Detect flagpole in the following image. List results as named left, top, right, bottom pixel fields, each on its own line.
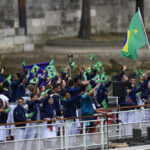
left=138, top=7, right=150, bottom=52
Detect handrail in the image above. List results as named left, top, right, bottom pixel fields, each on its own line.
left=1, top=104, right=150, bottom=126
left=96, top=104, right=150, bottom=111
left=0, top=114, right=106, bottom=126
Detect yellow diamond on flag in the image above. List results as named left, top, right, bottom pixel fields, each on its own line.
left=134, top=29, right=138, bottom=34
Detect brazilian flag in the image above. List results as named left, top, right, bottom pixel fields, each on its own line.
left=89, top=54, right=94, bottom=61
left=45, top=65, right=55, bottom=71
left=50, top=59, right=55, bottom=65
left=102, top=99, right=108, bottom=108
left=83, top=72, right=87, bottom=81
left=100, top=72, right=109, bottom=83
left=121, top=10, right=148, bottom=59
left=41, top=89, right=50, bottom=96
left=22, top=60, right=26, bottom=66
left=6, top=75, right=11, bottom=85
left=93, top=74, right=100, bottom=83
left=29, top=77, right=39, bottom=84
left=26, top=69, right=30, bottom=79
left=48, top=72, right=57, bottom=79
left=30, top=64, right=40, bottom=75
left=71, top=61, right=76, bottom=71
left=87, top=66, right=91, bottom=73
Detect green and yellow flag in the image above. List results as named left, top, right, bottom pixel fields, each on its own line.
left=50, top=59, right=55, bottom=65
left=21, top=60, right=26, bottom=66
left=93, top=74, right=100, bottom=83
left=121, top=10, right=148, bottom=59
left=29, top=77, right=39, bottom=84
left=30, top=65, right=40, bottom=75
left=102, top=99, right=108, bottom=108
left=6, top=75, right=11, bottom=85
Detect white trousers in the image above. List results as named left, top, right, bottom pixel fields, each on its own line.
left=7, top=104, right=16, bottom=136
left=120, top=111, right=135, bottom=136
left=0, top=125, right=6, bottom=141
left=40, top=122, right=57, bottom=139
left=15, top=128, right=26, bottom=150
left=142, top=109, right=150, bottom=121
left=66, top=121, right=78, bottom=135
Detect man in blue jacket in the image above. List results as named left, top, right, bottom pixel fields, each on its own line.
left=13, top=97, right=29, bottom=150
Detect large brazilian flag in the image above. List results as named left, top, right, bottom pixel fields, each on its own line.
left=121, top=10, right=148, bottom=59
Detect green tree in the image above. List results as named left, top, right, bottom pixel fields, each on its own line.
left=78, top=0, right=91, bottom=39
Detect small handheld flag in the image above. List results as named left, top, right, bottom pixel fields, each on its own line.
left=89, top=54, right=94, bottom=61
left=4, top=108, right=10, bottom=113
left=87, top=66, right=91, bottom=73
left=135, top=70, right=144, bottom=77
left=29, top=77, right=39, bottom=84
left=6, top=75, right=11, bottom=85
left=50, top=59, right=55, bottom=65
left=41, top=89, right=50, bottom=96
left=102, top=99, right=108, bottom=108
left=83, top=72, right=87, bottom=81
left=30, top=64, right=40, bottom=75
left=71, top=61, right=76, bottom=71
left=26, top=112, right=35, bottom=119
left=22, top=60, right=26, bottom=66
left=93, top=74, right=100, bottom=83
left=100, top=72, right=109, bottom=83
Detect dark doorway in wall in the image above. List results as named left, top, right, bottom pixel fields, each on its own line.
left=18, top=0, right=27, bottom=35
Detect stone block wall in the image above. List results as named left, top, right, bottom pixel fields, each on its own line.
left=0, top=0, right=150, bottom=52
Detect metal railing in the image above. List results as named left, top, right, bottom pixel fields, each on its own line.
left=1, top=102, right=150, bottom=149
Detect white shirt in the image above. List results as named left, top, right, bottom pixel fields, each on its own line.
left=0, top=94, right=9, bottom=107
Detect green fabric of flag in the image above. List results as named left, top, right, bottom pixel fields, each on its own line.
left=87, top=66, right=92, bottom=73
left=93, top=74, right=100, bottom=83
left=87, top=84, right=92, bottom=92
left=102, top=99, right=108, bottom=108
left=93, top=61, right=102, bottom=72
left=121, top=10, right=147, bottom=59
left=26, top=69, right=30, bottom=79
left=135, top=70, right=143, bottom=76
left=45, top=65, right=55, bottom=72
left=83, top=72, right=87, bottom=81
left=30, top=64, right=40, bottom=75
left=89, top=54, right=94, bottom=61
left=96, top=61, right=103, bottom=68
left=71, top=61, right=76, bottom=71
left=4, top=108, right=10, bottom=113
left=29, top=77, right=39, bottom=84
left=50, top=59, right=55, bottom=65
left=22, top=60, right=26, bottom=66
left=26, top=112, right=35, bottom=119
left=6, top=75, right=11, bottom=85
left=41, top=89, right=50, bottom=96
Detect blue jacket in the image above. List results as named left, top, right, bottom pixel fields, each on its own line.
left=62, top=95, right=79, bottom=118
left=13, top=105, right=27, bottom=127
left=53, top=94, right=62, bottom=116
left=28, top=100, right=41, bottom=121
left=0, top=112, right=7, bottom=123
left=42, top=97, right=56, bottom=119
left=0, top=74, right=4, bottom=82
left=66, top=86, right=81, bottom=108
left=96, top=83, right=108, bottom=107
